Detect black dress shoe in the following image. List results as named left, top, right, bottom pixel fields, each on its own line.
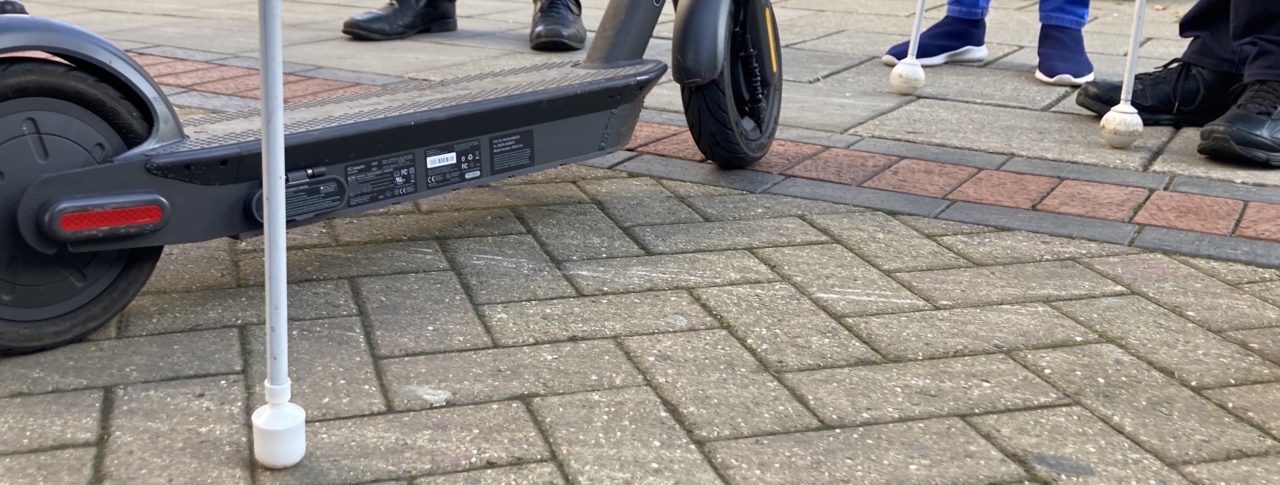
left=342, top=0, right=456, bottom=41
left=0, top=1, right=27, bottom=14
left=1076, top=59, right=1242, bottom=127
left=530, top=0, right=585, bottom=51
left=1199, top=81, right=1280, bottom=166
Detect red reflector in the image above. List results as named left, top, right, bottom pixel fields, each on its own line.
left=59, top=206, right=165, bottom=232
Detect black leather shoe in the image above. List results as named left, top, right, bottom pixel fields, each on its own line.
left=530, top=0, right=585, bottom=51
left=0, top=1, right=27, bottom=14
left=1076, top=59, right=1242, bottom=127
left=1199, top=81, right=1280, bottom=166
left=342, top=0, right=456, bottom=41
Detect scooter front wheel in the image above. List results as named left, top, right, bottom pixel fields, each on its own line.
left=0, top=58, right=163, bottom=355
left=681, top=0, right=782, bottom=169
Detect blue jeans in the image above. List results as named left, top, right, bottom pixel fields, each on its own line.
left=948, top=0, right=1089, bottom=30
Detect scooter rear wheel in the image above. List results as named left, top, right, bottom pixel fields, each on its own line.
left=681, top=0, right=782, bottom=169
left=0, top=58, right=162, bottom=355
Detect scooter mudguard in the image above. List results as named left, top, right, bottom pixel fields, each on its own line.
left=671, top=0, right=731, bottom=87
left=0, top=15, right=184, bottom=154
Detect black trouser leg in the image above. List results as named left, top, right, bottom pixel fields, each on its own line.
left=1179, top=0, right=1243, bottom=74
left=1231, top=0, right=1280, bottom=82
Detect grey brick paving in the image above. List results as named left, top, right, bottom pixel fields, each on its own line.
left=576, top=177, right=704, bottom=227
left=247, top=318, right=385, bottom=420
left=967, top=406, right=1187, bottom=483
left=356, top=273, right=492, bottom=357
left=259, top=402, right=550, bottom=485
left=1174, top=256, right=1280, bottom=285
left=808, top=212, right=970, bottom=272
left=754, top=244, right=931, bottom=316
left=1181, top=456, right=1280, bottom=485
left=897, top=261, right=1128, bottom=308
left=123, top=281, right=357, bottom=336
left=104, top=376, right=249, bottom=485
left=562, top=251, right=777, bottom=295
left=443, top=235, right=577, bottom=304
left=1204, top=383, right=1280, bottom=438
left=845, top=303, right=1098, bottom=361
left=531, top=388, right=722, bottom=484
left=695, top=283, right=881, bottom=371
left=684, top=194, right=864, bottom=221
left=417, top=183, right=589, bottom=212
left=143, top=239, right=237, bottom=294
left=412, top=463, right=565, bottom=484
left=1084, top=254, right=1280, bottom=331
left=658, top=179, right=747, bottom=198
left=382, top=341, right=644, bottom=409
left=707, top=418, right=1026, bottom=484
left=479, top=291, right=717, bottom=345
left=331, top=210, right=525, bottom=244
left=1053, top=296, right=1280, bottom=388
left=894, top=214, right=997, bottom=237
left=622, top=330, right=821, bottom=440
left=1243, top=280, right=1280, bottom=308
left=0, top=390, right=101, bottom=455
left=0, top=448, right=96, bottom=485
left=518, top=205, right=644, bottom=261
left=1223, top=327, right=1280, bottom=364
left=784, top=354, right=1066, bottom=426
left=1014, top=344, right=1280, bottom=464
left=631, top=218, right=829, bottom=254
left=239, top=241, right=450, bottom=284
left=937, top=231, right=1141, bottom=265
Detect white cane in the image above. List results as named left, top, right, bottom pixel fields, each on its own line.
left=1100, top=0, right=1147, bottom=148
left=890, top=0, right=929, bottom=95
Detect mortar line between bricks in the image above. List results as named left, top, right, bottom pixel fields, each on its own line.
left=0, top=370, right=249, bottom=401
left=380, top=327, right=718, bottom=363
left=0, top=442, right=101, bottom=460
left=346, top=279, right=397, bottom=413
left=842, top=96, right=920, bottom=134
left=780, top=28, right=845, bottom=49
left=508, top=205, right=588, bottom=298
left=90, top=385, right=114, bottom=484
left=517, top=398, right=576, bottom=485
left=1039, top=84, right=1077, bottom=113
left=798, top=213, right=975, bottom=274
left=1173, top=451, right=1280, bottom=468
left=957, top=414, right=1053, bottom=483
left=1168, top=253, right=1280, bottom=289
left=301, top=385, right=650, bottom=425
left=238, top=326, right=261, bottom=485
left=772, top=340, right=1109, bottom=378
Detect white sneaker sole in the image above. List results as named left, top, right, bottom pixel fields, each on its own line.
left=882, top=45, right=989, bottom=67
left=1035, top=69, right=1095, bottom=87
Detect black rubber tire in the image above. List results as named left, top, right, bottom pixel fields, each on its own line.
left=680, top=0, right=783, bottom=170
left=0, top=58, right=163, bottom=356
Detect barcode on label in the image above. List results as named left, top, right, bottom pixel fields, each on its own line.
left=426, top=152, right=457, bottom=168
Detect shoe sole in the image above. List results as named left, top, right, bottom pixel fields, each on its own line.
left=1035, top=69, right=1094, bottom=87
left=530, top=37, right=585, bottom=52
left=342, top=18, right=457, bottom=41
left=1199, top=130, right=1280, bottom=167
left=1075, top=92, right=1219, bottom=128
left=881, top=45, right=988, bottom=67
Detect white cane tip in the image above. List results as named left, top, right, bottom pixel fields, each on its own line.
left=1100, top=105, right=1144, bottom=149
left=890, top=59, right=926, bottom=95
left=252, top=402, right=306, bottom=469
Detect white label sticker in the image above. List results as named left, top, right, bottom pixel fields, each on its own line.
left=465, top=170, right=482, bottom=179
left=426, top=152, right=457, bottom=169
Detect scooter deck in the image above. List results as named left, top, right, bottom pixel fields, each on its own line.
left=20, top=60, right=668, bottom=252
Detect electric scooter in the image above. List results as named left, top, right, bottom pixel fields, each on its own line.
left=0, top=0, right=784, bottom=355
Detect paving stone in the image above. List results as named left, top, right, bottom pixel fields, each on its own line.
left=616, top=155, right=787, bottom=193
left=1182, top=456, right=1280, bottom=485
left=496, top=164, right=626, bottom=185
left=233, top=222, right=336, bottom=250
left=786, top=77, right=918, bottom=131
left=104, top=376, right=248, bottom=485
left=331, top=210, right=525, bottom=244
left=0, top=448, right=96, bottom=485
left=562, top=250, right=777, bottom=295
left=518, top=205, right=644, bottom=261
left=1222, top=327, right=1280, bottom=364
left=894, top=215, right=997, bottom=236
left=658, top=179, right=747, bottom=198
left=862, top=159, right=979, bottom=197
left=383, top=341, right=643, bottom=410
left=142, top=239, right=237, bottom=293
left=576, top=177, right=703, bottom=226
left=754, top=244, right=931, bottom=316
left=685, top=194, right=863, bottom=221
left=846, top=303, right=1097, bottom=361
left=784, top=354, right=1065, bottom=426
left=626, top=122, right=685, bottom=150
left=967, top=406, right=1186, bottom=483
left=1205, top=383, right=1280, bottom=438
left=1170, top=176, right=1280, bottom=204
left=775, top=125, right=863, bottom=149
left=622, top=330, right=821, bottom=440
left=247, top=318, right=384, bottom=420
left=167, top=90, right=259, bottom=111
left=480, top=290, right=717, bottom=345
left=0, top=329, right=241, bottom=397
left=948, top=170, right=1061, bottom=209
left=1084, top=254, right=1280, bottom=331
left=808, top=212, right=970, bottom=272
left=936, top=230, right=1141, bottom=265
left=695, top=283, right=882, bottom=371
left=1133, top=191, right=1244, bottom=235
left=635, top=131, right=704, bottom=161
left=750, top=139, right=829, bottom=173
left=0, top=390, right=102, bottom=455
left=852, top=138, right=1009, bottom=169
left=1014, top=344, right=1280, bottom=464
left=443, top=235, right=576, bottom=304
left=239, top=240, right=450, bottom=284
left=576, top=150, right=639, bottom=169
left=355, top=272, right=492, bottom=357
left=897, top=261, right=1126, bottom=308
left=767, top=178, right=951, bottom=217
left=631, top=217, right=829, bottom=254
left=1036, top=180, right=1151, bottom=221
left=779, top=47, right=866, bottom=83
left=1054, top=296, right=1280, bottom=388
left=707, top=418, right=1026, bottom=484
left=1002, top=157, right=1171, bottom=189
left=1135, top=227, right=1280, bottom=269
left=417, top=183, right=590, bottom=212
left=413, top=464, right=564, bottom=485
left=939, top=202, right=1141, bottom=245
left=1237, top=202, right=1280, bottom=242
left=123, top=280, right=358, bottom=336
left=531, top=387, right=721, bottom=484
left=782, top=148, right=897, bottom=186
left=260, top=402, right=550, bottom=485
left=853, top=99, right=1173, bottom=170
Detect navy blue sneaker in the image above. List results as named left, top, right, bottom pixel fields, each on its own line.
left=1035, top=25, right=1094, bottom=86
left=882, top=16, right=988, bottom=67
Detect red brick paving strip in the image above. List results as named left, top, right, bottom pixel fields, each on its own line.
left=128, top=54, right=180, bottom=67
left=636, top=133, right=706, bottom=161
left=863, top=159, right=978, bottom=197
left=154, top=65, right=258, bottom=87
left=750, top=140, right=827, bottom=173
left=947, top=170, right=1060, bottom=209
left=1235, top=202, right=1280, bottom=242
left=145, top=60, right=216, bottom=77
left=782, top=148, right=897, bottom=185
left=192, top=74, right=309, bottom=97
left=626, top=123, right=685, bottom=150
left=289, top=83, right=381, bottom=103
left=1133, top=191, right=1245, bottom=235
left=1036, top=180, right=1149, bottom=222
